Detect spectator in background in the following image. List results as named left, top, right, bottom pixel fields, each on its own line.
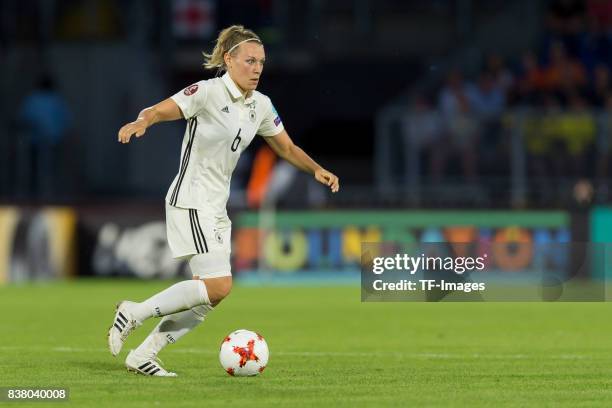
left=588, top=63, right=611, bottom=106
left=439, top=70, right=472, bottom=117
left=561, top=92, right=596, bottom=177
left=18, top=74, right=72, bottom=199
left=468, top=71, right=507, bottom=174
left=404, top=94, right=444, bottom=182
left=468, top=71, right=506, bottom=118
left=515, top=50, right=549, bottom=104
left=484, top=53, right=514, bottom=94
left=438, top=70, right=479, bottom=182
left=542, top=41, right=587, bottom=97
left=523, top=94, right=563, bottom=202
left=524, top=92, right=595, bottom=197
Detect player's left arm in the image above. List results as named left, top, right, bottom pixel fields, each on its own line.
left=264, top=130, right=339, bottom=193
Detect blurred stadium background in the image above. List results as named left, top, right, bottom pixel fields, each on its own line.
left=6, top=1, right=612, bottom=406
left=2, top=0, right=612, bottom=286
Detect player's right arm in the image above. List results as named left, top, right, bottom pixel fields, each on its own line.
left=117, top=98, right=183, bottom=144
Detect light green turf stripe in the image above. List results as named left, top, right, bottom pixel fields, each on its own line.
left=235, top=211, right=569, bottom=228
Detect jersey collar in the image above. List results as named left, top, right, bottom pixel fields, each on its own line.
left=222, top=72, right=254, bottom=104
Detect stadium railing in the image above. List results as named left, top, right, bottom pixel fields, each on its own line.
left=375, top=107, right=610, bottom=208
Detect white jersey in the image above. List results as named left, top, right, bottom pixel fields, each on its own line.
left=166, top=73, right=284, bottom=227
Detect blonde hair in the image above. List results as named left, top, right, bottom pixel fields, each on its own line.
left=202, top=25, right=262, bottom=71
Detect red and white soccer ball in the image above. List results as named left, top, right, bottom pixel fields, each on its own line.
left=219, top=329, right=269, bottom=376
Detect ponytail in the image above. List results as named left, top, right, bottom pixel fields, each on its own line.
left=202, top=25, right=261, bottom=71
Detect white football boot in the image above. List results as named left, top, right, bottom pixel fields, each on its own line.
left=108, top=301, right=142, bottom=356
left=125, top=350, right=178, bottom=377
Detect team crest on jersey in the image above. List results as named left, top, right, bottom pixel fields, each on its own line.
left=215, top=230, right=223, bottom=244
left=246, top=100, right=257, bottom=122
left=183, top=84, right=199, bottom=96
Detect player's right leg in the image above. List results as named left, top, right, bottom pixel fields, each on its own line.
left=107, top=271, right=232, bottom=358
left=123, top=273, right=232, bottom=373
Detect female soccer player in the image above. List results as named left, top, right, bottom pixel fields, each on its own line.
left=107, top=25, right=339, bottom=377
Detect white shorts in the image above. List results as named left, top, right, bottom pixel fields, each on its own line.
left=165, top=203, right=232, bottom=278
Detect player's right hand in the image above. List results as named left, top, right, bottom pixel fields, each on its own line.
left=118, top=119, right=148, bottom=143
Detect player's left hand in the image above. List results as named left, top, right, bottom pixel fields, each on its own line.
left=314, top=168, right=340, bottom=193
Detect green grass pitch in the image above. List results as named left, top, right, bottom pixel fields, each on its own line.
left=1, top=279, right=612, bottom=407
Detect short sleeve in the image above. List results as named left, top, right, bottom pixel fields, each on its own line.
left=171, top=81, right=208, bottom=119
left=257, top=97, right=284, bottom=137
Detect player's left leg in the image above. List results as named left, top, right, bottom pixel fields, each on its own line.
left=124, top=304, right=209, bottom=377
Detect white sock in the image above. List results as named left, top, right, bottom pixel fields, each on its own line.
left=131, top=280, right=210, bottom=321
left=133, top=304, right=212, bottom=357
